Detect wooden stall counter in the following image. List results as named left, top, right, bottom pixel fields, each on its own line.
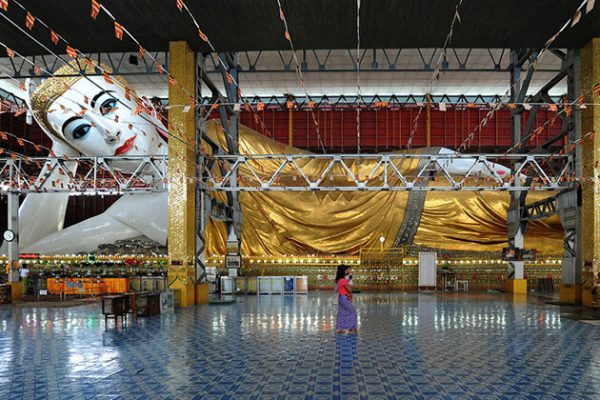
left=47, top=278, right=129, bottom=295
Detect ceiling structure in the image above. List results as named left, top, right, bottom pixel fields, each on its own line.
left=0, top=49, right=567, bottom=99
left=0, top=1, right=592, bottom=100
left=0, top=0, right=598, bottom=54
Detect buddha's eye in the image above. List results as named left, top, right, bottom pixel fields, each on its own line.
left=64, top=118, right=91, bottom=140
left=100, top=98, right=117, bottom=115
left=72, top=124, right=91, bottom=139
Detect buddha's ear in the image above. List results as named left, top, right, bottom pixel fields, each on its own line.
left=24, top=79, right=53, bottom=139
left=24, top=78, right=36, bottom=126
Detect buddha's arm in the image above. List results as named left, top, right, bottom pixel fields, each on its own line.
left=1, top=142, right=78, bottom=253
left=22, top=213, right=140, bottom=255
left=23, top=192, right=167, bottom=255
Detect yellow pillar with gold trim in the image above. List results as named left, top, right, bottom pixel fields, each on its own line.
left=167, top=41, right=197, bottom=307
left=581, top=38, right=600, bottom=307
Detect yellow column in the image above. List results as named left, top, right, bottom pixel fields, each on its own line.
left=167, top=41, right=197, bottom=307
left=581, top=38, right=600, bottom=307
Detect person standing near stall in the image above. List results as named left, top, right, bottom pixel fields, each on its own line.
left=335, top=264, right=357, bottom=334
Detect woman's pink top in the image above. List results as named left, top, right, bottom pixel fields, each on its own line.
left=337, top=278, right=351, bottom=297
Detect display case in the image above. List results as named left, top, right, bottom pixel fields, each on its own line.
left=283, top=276, right=295, bottom=294
left=160, top=290, right=174, bottom=313
left=221, top=277, right=234, bottom=294
left=235, top=277, right=247, bottom=294
left=270, top=277, right=284, bottom=294
left=295, top=276, right=308, bottom=294
left=258, top=276, right=271, bottom=294
left=246, top=277, right=257, bottom=294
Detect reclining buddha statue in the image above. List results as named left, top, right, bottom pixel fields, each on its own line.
left=2, top=61, right=563, bottom=256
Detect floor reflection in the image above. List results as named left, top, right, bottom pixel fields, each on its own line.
left=0, top=292, right=598, bottom=399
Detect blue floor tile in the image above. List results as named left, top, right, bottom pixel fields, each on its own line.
left=0, top=293, right=599, bottom=399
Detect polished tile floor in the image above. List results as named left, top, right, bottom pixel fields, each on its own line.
left=0, top=293, right=599, bottom=400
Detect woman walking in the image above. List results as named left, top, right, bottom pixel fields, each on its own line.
left=335, top=264, right=357, bottom=334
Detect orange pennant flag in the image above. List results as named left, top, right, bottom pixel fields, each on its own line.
left=5, top=47, right=14, bottom=58
left=91, top=0, right=101, bottom=19
left=257, top=102, right=265, bottom=111
left=66, top=45, right=77, bottom=58
left=198, top=29, right=208, bottom=42
left=0, top=0, right=7, bottom=12
left=102, top=71, right=113, bottom=84
left=134, top=99, right=143, bottom=115
left=25, top=12, right=35, bottom=30
left=565, top=105, right=572, bottom=117
left=284, top=29, right=291, bottom=41
left=167, top=76, right=177, bottom=86
left=548, top=104, right=558, bottom=112
left=0, top=131, right=8, bottom=140
left=124, top=86, right=132, bottom=101
left=225, top=72, right=234, bottom=84
left=138, top=45, right=144, bottom=60
left=308, top=100, right=315, bottom=109
left=50, top=31, right=58, bottom=45
left=114, top=21, right=124, bottom=40
left=33, top=65, right=41, bottom=75
left=176, top=0, right=183, bottom=11
left=286, top=100, right=294, bottom=109
left=156, top=63, right=165, bottom=75
left=16, top=138, right=24, bottom=147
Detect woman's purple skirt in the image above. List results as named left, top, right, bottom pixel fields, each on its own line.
left=336, top=295, right=357, bottom=330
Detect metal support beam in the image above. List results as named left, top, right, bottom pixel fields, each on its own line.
left=507, top=48, right=539, bottom=284
left=195, top=54, right=208, bottom=284
left=522, top=195, right=557, bottom=222
left=198, top=94, right=564, bottom=110
left=200, top=48, right=563, bottom=74
left=200, top=153, right=574, bottom=192
left=7, top=191, right=19, bottom=283
left=212, top=52, right=242, bottom=275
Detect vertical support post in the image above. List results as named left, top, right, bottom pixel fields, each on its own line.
left=426, top=94, right=431, bottom=147
left=7, top=191, right=20, bottom=284
left=580, top=38, right=600, bottom=307
left=194, top=53, right=209, bottom=304
left=218, top=52, right=242, bottom=277
left=559, top=48, right=582, bottom=304
left=507, top=49, right=527, bottom=293
left=167, top=41, right=197, bottom=307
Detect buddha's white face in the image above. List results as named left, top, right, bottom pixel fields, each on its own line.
left=43, top=76, right=167, bottom=158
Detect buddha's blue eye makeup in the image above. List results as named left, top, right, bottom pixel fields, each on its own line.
left=62, top=117, right=92, bottom=140
left=100, top=98, right=117, bottom=115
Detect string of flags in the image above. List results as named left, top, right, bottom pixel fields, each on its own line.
left=457, top=0, right=596, bottom=154
left=173, top=0, right=274, bottom=140
left=0, top=2, right=206, bottom=157
left=1, top=0, right=199, bottom=153
left=275, top=0, right=325, bottom=153
left=405, top=0, right=464, bottom=150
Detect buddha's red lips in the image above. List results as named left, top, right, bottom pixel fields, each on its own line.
left=114, top=135, right=137, bottom=155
